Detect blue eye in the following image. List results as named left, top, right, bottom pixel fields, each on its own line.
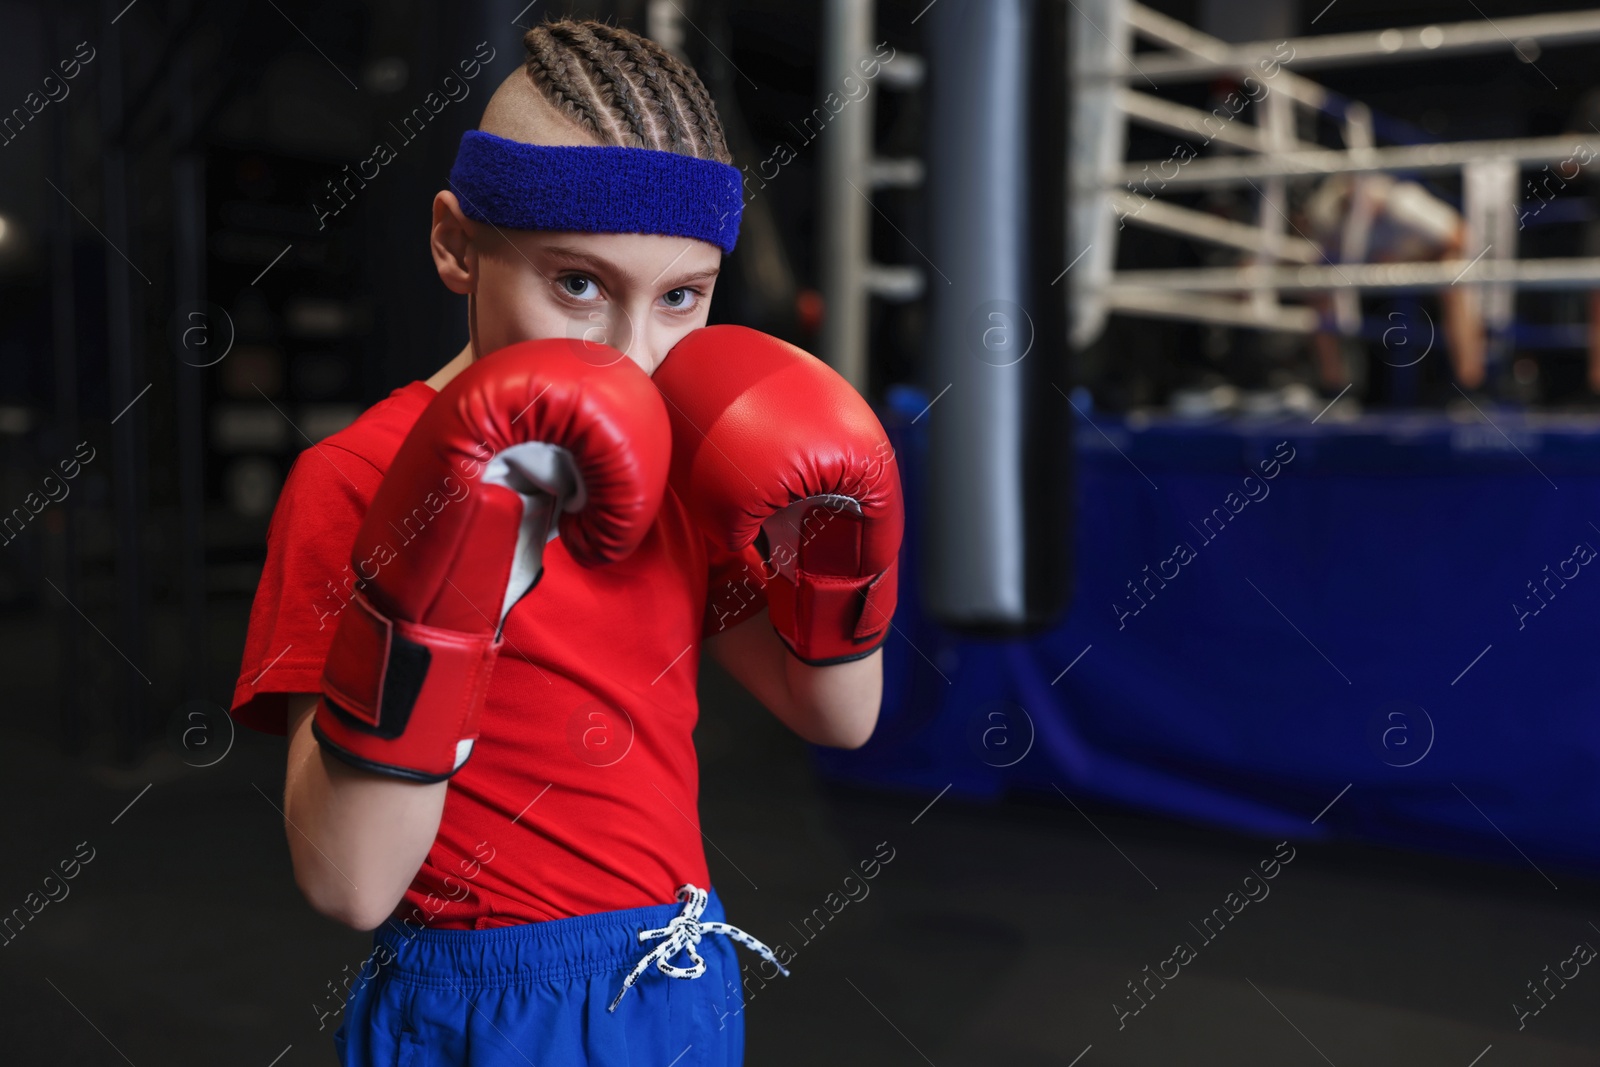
left=561, top=274, right=599, bottom=299
left=663, top=287, right=700, bottom=310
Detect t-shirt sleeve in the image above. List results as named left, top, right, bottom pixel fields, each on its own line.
left=229, top=443, right=382, bottom=735
left=701, top=536, right=769, bottom=640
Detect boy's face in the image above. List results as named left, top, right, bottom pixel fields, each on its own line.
left=432, top=190, right=722, bottom=377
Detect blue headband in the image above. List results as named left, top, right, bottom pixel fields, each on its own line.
left=448, top=130, right=743, bottom=254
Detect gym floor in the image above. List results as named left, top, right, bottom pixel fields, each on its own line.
left=2, top=601, right=1597, bottom=1065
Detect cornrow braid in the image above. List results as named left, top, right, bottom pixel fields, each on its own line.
left=660, top=57, right=730, bottom=163
left=524, top=24, right=617, bottom=141
left=590, top=23, right=693, bottom=156
left=521, top=17, right=733, bottom=166
left=559, top=22, right=657, bottom=150
left=617, top=29, right=716, bottom=159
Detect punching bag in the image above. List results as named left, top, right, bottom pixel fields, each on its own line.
left=922, top=0, right=1073, bottom=629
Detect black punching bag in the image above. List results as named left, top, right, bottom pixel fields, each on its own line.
left=922, top=0, right=1072, bottom=629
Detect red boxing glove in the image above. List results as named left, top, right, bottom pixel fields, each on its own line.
left=654, top=325, right=903, bottom=665
left=312, top=340, right=670, bottom=781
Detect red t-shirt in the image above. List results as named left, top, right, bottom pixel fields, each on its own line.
left=231, top=380, right=768, bottom=929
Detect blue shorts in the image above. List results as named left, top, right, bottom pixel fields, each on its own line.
left=333, top=884, right=777, bottom=1067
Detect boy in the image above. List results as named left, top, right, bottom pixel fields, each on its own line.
left=230, top=19, right=902, bottom=1066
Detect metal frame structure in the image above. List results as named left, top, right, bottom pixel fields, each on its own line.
left=818, top=0, right=925, bottom=392
left=1069, top=0, right=1600, bottom=349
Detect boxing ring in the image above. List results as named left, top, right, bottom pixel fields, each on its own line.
left=814, top=2, right=1600, bottom=873
left=1070, top=0, right=1600, bottom=349
left=815, top=390, right=1600, bottom=873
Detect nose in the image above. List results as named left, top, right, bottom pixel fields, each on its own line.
left=610, top=308, right=673, bottom=378
left=567, top=301, right=675, bottom=377
left=631, top=337, right=669, bottom=377
left=624, top=348, right=658, bottom=377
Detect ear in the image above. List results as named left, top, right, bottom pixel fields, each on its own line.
left=431, top=190, right=476, bottom=295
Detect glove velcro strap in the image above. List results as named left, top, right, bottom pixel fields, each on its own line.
left=316, top=591, right=498, bottom=782
left=854, top=558, right=898, bottom=639
left=768, top=559, right=898, bottom=667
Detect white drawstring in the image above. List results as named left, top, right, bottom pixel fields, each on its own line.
left=607, top=884, right=790, bottom=1012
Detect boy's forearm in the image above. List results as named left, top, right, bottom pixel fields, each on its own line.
left=283, top=694, right=448, bottom=930
left=782, top=648, right=883, bottom=749
left=706, top=612, right=883, bottom=748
